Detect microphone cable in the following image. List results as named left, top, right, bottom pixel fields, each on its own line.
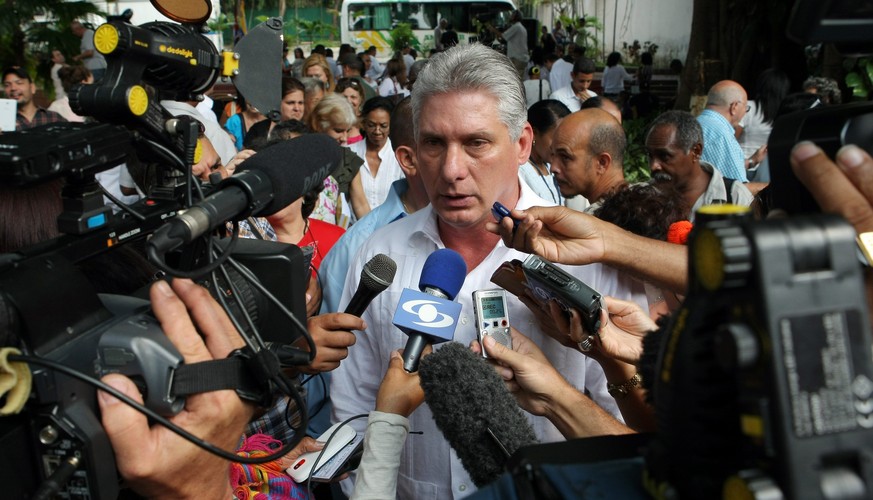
left=9, top=353, right=307, bottom=466
left=302, top=413, right=369, bottom=496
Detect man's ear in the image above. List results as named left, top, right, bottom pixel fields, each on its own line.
left=395, top=145, right=417, bottom=177
left=690, top=142, right=703, bottom=159
left=596, top=152, right=611, bottom=173
left=517, top=123, right=534, bottom=166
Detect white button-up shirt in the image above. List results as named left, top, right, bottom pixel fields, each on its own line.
left=332, top=175, right=647, bottom=498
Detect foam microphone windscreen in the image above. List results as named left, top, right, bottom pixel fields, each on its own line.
left=236, top=133, right=342, bottom=215
left=418, top=248, right=467, bottom=299
left=419, top=342, right=538, bottom=487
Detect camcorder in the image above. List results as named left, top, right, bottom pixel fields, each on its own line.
left=0, top=2, right=316, bottom=498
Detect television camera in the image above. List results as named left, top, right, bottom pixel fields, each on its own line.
left=0, top=1, right=328, bottom=498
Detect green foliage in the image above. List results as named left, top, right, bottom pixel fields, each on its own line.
left=623, top=116, right=654, bottom=184
left=295, top=18, right=338, bottom=44
left=389, top=23, right=416, bottom=53
left=0, top=0, right=103, bottom=94
left=207, top=13, right=234, bottom=34
left=558, top=14, right=603, bottom=61
left=845, top=57, right=873, bottom=100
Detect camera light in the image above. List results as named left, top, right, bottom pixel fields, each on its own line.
left=95, top=24, right=120, bottom=55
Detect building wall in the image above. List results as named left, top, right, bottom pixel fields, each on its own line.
left=534, top=0, right=693, bottom=68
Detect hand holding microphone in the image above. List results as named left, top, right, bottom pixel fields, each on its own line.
left=299, top=254, right=396, bottom=374
left=485, top=205, right=607, bottom=266
left=392, top=249, right=467, bottom=372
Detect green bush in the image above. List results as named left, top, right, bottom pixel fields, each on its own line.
left=623, top=116, right=654, bottom=184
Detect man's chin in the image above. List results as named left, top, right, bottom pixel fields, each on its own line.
left=435, top=206, right=487, bottom=230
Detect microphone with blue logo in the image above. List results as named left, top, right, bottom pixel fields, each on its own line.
left=393, top=249, right=467, bottom=372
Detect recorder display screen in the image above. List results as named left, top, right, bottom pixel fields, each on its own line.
left=481, top=296, right=506, bottom=319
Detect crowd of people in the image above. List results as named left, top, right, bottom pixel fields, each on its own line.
left=1, top=11, right=869, bottom=500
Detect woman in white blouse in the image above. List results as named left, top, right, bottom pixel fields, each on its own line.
left=348, top=97, right=404, bottom=218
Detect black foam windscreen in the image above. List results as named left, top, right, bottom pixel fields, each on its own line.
left=237, top=133, right=342, bottom=216
left=419, top=342, right=537, bottom=487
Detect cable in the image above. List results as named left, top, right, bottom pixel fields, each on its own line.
left=97, top=183, right=146, bottom=221
left=304, top=413, right=369, bottom=495
left=146, top=222, right=239, bottom=280
left=11, top=354, right=304, bottom=465
left=300, top=373, right=328, bottom=422
left=224, top=255, right=316, bottom=362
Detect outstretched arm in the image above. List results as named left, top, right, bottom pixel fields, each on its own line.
left=487, top=206, right=688, bottom=293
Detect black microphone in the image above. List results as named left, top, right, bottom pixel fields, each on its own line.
left=148, top=134, right=340, bottom=254
left=393, top=249, right=467, bottom=372
left=344, top=254, right=397, bottom=317
left=419, top=342, right=538, bottom=487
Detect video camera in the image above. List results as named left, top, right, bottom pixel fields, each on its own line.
left=0, top=2, right=317, bottom=498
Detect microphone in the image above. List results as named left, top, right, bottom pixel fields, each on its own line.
left=393, top=248, right=466, bottom=372
left=419, top=342, right=538, bottom=487
left=344, top=254, right=397, bottom=317
left=148, top=134, right=341, bottom=254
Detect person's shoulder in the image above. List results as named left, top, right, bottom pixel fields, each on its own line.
left=42, top=109, right=67, bottom=122
left=310, top=218, right=346, bottom=238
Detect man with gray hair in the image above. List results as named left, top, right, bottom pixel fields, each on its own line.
left=696, top=80, right=750, bottom=182
left=647, top=110, right=753, bottom=218
left=331, top=42, right=643, bottom=497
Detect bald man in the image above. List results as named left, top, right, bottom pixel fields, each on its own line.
left=580, top=95, right=623, bottom=123
left=697, top=80, right=749, bottom=182
left=549, top=108, right=628, bottom=210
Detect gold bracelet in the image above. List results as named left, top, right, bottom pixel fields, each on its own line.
left=607, top=373, right=642, bottom=399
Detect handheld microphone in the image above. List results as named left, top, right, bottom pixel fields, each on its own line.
left=344, top=254, right=397, bottom=317
left=148, top=134, right=340, bottom=254
left=419, top=342, right=538, bottom=487
left=393, top=248, right=466, bottom=372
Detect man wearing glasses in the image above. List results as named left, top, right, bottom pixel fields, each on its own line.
left=696, top=80, right=751, bottom=182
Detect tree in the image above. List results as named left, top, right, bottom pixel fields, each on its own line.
left=676, top=0, right=807, bottom=110
left=0, top=0, right=102, bottom=70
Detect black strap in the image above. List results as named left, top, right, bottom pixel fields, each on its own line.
left=722, top=177, right=735, bottom=204
left=172, top=357, right=258, bottom=396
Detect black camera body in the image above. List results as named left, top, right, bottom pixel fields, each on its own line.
left=646, top=208, right=873, bottom=499
left=0, top=3, right=297, bottom=498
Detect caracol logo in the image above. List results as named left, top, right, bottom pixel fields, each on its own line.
left=401, top=299, right=455, bottom=328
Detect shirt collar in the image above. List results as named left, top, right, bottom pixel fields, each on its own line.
left=410, top=171, right=551, bottom=248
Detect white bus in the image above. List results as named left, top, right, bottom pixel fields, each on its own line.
left=341, top=0, right=516, bottom=58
